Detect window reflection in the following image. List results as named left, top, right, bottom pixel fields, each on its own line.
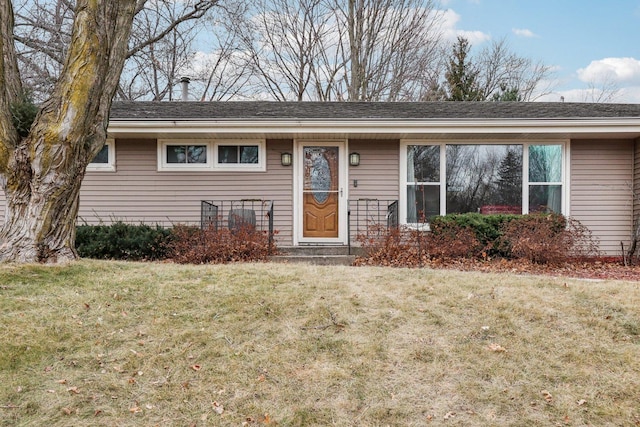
left=446, top=145, right=522, bottom=214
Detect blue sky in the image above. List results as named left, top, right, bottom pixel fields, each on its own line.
left=440, top=0, right=640, bottom=102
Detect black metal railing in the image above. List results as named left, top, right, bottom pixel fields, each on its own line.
left=347, top=199, right=398, bottom=254
left=201, top=199, right=275, bottom=253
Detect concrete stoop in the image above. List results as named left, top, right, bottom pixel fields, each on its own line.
left=269, top=246, right=359, bottom=266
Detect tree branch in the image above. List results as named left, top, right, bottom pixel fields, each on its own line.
left=127, top=1, right=218, bottom=59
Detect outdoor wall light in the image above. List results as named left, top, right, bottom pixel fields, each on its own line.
left=281, top=152, right=292, bottom=166
left=349, top=152, right=360, bottom=166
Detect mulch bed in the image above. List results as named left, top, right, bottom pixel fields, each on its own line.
left=424, top=258, right=640, bottom=281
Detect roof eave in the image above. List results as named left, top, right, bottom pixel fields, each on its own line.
left=107, top=118, right=640, bottom=137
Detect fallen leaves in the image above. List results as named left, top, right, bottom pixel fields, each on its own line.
left=488, top=343, right=506, bottom=352
left=61, top=407, right=73, bottom=415
left=212, top=401, right=224, bottom=415
left=541, top=390, right=553, bottom=403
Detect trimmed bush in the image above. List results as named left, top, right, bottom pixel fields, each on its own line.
left=76, top=222, right=170, bottom=261
left=430, top=213, right=521, bottom=256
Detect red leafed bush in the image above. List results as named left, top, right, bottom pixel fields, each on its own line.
left=355, top=225, right=420, bottom=267
left=499, top=214, right=599, bottom=264
left=355, top=213, right=599, bottom=267
left=166, top=224, right=274, bottom=264
left=355, top=222, right=483, bottom=267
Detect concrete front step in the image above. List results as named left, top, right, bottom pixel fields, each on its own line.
left=277, top=245, right=352, bottom=256
left=269, top=254, right=356, bottom=266
left=270, top=245, right=359, bottom=265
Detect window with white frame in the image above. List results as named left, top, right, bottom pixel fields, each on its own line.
left=158, top=139, right=265, bottom=171
left=214, top=140, right=265, bottom=171
left=400, top=141, right=566, bottom=224
left=87, top=139, right=115, bottom=172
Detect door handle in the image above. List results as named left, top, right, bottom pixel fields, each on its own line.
left=340, top=188, right=343, bottom=197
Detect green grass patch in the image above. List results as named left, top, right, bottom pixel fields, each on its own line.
left=1, top=261, right=639, bottom=426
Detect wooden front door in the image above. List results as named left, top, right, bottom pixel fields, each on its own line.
left=302, top=146, right=340, bottom=238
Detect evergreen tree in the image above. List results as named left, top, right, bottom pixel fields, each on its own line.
left=495, top=148, right=523, bottom=205
left=492, top=84, right=522, bottom=101
left=444, top=36, right=481, bottom=101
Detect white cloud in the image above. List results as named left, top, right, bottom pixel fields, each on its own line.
left=441, top=9, right=491, bottom=44
left=536, top=86, right=640, bottom=103
left=577, top=57, right=640, bottom=84
left=616, top=86, right=640, bottom=103
left=512, top=28, right=537, bottom=38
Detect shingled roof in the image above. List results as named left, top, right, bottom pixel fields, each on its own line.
left=110, top=101, right=640, bottom=121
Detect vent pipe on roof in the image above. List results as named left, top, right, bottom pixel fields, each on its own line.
left=180, top=76, right=190, bottom=101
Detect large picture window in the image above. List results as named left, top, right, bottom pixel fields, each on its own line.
left=401, top=141, right=565, bottom=224
left=446, top=144, right=523, bottom=215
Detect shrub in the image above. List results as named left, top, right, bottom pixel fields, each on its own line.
left=355, top=225, right=421, bottom=267
left=500, top=214, right=599, bottom=264
left=430, top=213, right=520, bottom=256
left=426, top=222, right=484, bottom=259
left=166, top=224, right=274, bottom=264
left=355, top=222, right=483, bottom=267
left=76, top=222, right=170, bottom=260
left=356, top=213, right=598, bottom=267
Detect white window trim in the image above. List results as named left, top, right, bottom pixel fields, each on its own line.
left=213, top=140, right=266, bottom=172
left=87, top=138, right=116, bottom=172
left=158, top=139, right=213, bottom=171
left=157, top=139, right=266, bottom=172
left=399, top=140, right=569, bottom=226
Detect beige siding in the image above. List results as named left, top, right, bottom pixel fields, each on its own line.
left=634, top=139, right=640, bottom=220
left=79, top=138, right=294, bottom=245
left=570, top=139, right=634, bottom=255
left=348, top=139, right=399, bottom=200
left=347, top=140, right=400, bottom=236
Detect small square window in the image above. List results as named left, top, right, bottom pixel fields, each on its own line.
left=217, top=145, right=260, bottom=164
left=214, top=140, right=265, bottom=171
left=158, top=140, right=212, bottom=170
left=167, top=145, right=208, bottom=164
left=87, top=139, right=115, bottom=172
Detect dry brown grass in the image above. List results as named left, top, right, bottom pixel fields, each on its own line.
left=1, top=260, right=639, bottom=426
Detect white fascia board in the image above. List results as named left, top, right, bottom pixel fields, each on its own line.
left=107, top=118, right=640, bottom=137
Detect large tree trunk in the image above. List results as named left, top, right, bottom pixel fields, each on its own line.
left=0, top=0, right=137, bottom=263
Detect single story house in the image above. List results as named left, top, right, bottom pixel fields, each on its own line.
left=3, top=101, right=640, bottom=255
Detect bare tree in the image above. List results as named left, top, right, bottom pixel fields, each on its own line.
left=241, top=0, right=444, bottom=101
left=12, top=0, right=74, bottom=100
left=239, top=0, right=340, bottom=101
left=0, top=0, right=140, bottom=263
left=119, top=1, right=202, bottom=100
left=476, top=38, right=554, bottom=101
left=13, top=0, right=222, bottom=101
left=438, top=37, right=554, bottom=102
left=581, top=74, right=620, bottom=103
left=191, top=9, right=254, bottom=101
left=337, top=0, right=444, bottom=101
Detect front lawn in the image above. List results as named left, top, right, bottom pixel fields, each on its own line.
left=1, top=261, right=639, bottom=426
